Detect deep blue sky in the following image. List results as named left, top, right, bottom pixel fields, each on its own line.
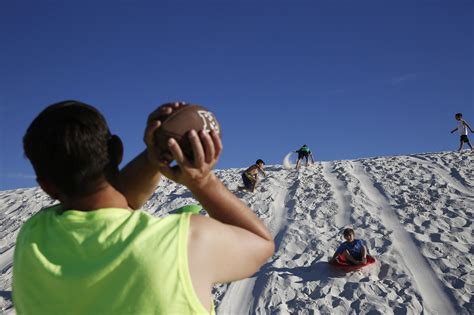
left=1, top=0, right=473, bottom=190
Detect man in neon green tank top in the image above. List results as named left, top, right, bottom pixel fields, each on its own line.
left=13, top=101, right=275, bottom=314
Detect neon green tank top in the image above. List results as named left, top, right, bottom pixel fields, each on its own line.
left=13, top=205, right=214, bottom=314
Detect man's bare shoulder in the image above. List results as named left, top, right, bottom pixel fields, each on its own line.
left=188, top=214, right=222, bottom=240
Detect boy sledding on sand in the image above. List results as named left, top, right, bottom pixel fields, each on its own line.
left=330, top=228, right=368, bottom=265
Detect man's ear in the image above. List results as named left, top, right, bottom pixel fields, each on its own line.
left=108, top=135, right=124, bottom=166
left=37, top=177, right=61, bottom=200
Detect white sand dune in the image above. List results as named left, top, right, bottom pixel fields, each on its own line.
left=0, top=151, right=472, bottom=314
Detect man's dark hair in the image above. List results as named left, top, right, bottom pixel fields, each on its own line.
left=23, top=100, right=114, bottom=197
left=343, top=228, right=355, bottom=238
left=455, top=113, right=462, bottom=118
left=256, top=159, right=265, bottom=165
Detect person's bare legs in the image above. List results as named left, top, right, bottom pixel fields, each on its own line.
left=250, top=178, right=257, bottom=192
left=296, top=159, right=301, bottom=169
left=466, top=141, right=473, bottom=151
left=458, top=141, right=463, bottom=152
left=341, top=250, right=365, bottom=265
left=360, top=246, right=367, bottom=264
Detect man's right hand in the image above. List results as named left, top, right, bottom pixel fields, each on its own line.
left=157, top=129, right=222, bottom=192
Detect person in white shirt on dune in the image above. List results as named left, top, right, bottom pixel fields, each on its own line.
left=451, top=113, right=474, bottom=152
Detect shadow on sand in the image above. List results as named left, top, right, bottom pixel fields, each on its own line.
left=267, top=261, right=349, bottom=283
left=0, top=290, right=12, bottom=300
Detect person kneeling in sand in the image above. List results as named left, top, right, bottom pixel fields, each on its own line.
left=330, top=228, right=368, bottom=265
left=241, top=159, right=266, bottom=192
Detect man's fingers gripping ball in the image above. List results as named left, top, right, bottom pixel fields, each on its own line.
left=153, top=104, right=221, bottom=164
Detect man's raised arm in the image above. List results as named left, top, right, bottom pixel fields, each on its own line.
left=118, top=102, right=186, bottom=209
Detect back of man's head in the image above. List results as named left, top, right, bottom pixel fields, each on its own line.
left=23, top=100, right=114, bottom=198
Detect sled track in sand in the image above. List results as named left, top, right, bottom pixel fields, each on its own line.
left=350, top=161, right=457, bottom=315
left=322, top=162, right=352, bottom=229
left=407, top=155, right=473, bottom=197
left=217, top=172, right=294, bottom=314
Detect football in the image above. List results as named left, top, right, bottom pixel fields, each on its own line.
left=154, top=104, right=221, bottom=162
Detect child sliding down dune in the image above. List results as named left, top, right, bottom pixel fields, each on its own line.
left=330, top=228, right=368, bottom=265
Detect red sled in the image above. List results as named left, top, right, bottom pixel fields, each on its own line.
left=329, top=254, right=376, bottom=270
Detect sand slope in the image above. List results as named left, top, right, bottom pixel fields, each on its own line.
left=0, top=151, right=472, bottom=314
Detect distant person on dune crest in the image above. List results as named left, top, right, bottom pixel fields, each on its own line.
left=241, top=159, right=266, bottom=192
left=451, top=113, right=474, bottom=152
left=330, top=228, right=368, bottom=265
left=13, top=101, right=274, bottom=315
left=295, top=144, right=315, bottom=169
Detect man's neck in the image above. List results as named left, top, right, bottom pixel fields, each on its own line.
left=61, top=184, right=130, bottom=212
